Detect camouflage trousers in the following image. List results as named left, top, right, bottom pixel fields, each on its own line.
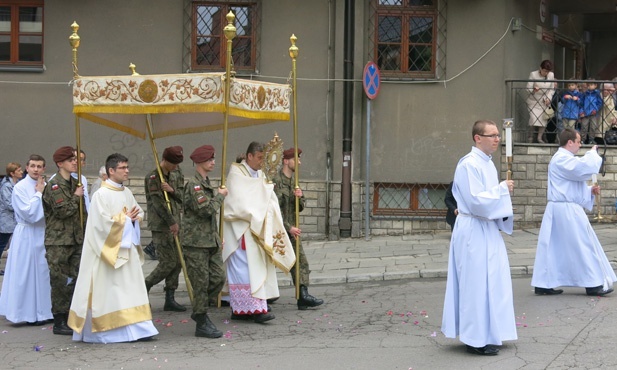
left=183, top=246, right=225, bottom=314
left=290, top=238, right=310, bottom=286
left=45, top=244, right=81, bottom=314
left=145, top=231, right=182, bottom=291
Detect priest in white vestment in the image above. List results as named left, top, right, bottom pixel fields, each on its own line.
left=68, top=153, right=158, bottom=343
left=532, top=129, right=617, bottom=296
left=0, top=155, right=53, bottom=324
left=222, top=142, right=295, bottom=324
left=441, top=120, right=517, bottom=356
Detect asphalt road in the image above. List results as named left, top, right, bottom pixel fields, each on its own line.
left=1, top=276, right=616, bottom=369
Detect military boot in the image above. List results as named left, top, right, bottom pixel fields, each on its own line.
left=297, top=285, right=324, bottom=310
left=193, top=313, right=223, bottom=338
left=145, top=281, right=152, bottom=294
left=163, top=290, right=186, bottom=312
left=53, top=313, right=72, bottom=335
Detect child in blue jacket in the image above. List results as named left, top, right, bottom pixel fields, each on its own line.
left=560, top=80, right=582, bottom=132
left=579, top=80, right=603, bottom=144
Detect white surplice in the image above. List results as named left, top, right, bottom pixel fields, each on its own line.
left=531, top=148, right=617, bottom=290
left=441, top=146, right=517, bottom=348
left=0, top=175, right=53, bottom=323
left=222, top=161, right=295, bottom=315
left=68, top=180, right=157, bottom=343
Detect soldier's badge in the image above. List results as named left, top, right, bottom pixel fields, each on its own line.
left=55, top=197, right=64, bottom=204
left=150, top=175, right=157, bottom=179
left=51, top=184, right=59, bottom=191
left=194, top=185, right=201, bottom=191
left=197, top=195, right=206, bottom=204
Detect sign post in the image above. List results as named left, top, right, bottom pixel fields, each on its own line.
left=362, top=62, right=380, bottom=240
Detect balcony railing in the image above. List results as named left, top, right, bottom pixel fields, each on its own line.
left=505, top=79, right=617, bottom=145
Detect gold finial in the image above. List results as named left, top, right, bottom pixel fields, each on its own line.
left=129, top=63, right=140, bottom=76
left=224, top=11, right=237, bottom=41
left=69, top=21, right=81, bottom=78
left=289, top=34, right=298, bottom=60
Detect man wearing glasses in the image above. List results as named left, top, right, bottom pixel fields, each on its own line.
left=442, top=120, right=517, bottom=356
left=68, top=153, right=158, bottom=343
left=42, top=146, right=87, bottom=336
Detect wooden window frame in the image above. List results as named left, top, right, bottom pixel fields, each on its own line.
left=0, top=1, right=44, bottom=67
left=371, top=0, right=445, bottom=80
left=190, top=1, right=257, bottom=72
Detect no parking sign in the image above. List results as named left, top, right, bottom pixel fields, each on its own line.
left=363, top=61, right=380, bottom=100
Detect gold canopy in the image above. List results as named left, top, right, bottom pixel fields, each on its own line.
left=72, top=72, right=291, bottom=139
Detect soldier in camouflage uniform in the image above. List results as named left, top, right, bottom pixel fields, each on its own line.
left=42, top=146, right=87, bottom=335
left=182, top=145, right=227, bottom=338
left=272, top=147, right=324, bottom=310
left=144, top=146, right=186, bottom=312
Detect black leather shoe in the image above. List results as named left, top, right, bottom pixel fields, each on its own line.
left=534, top=287, right=564, bottom=295
left=230, top=311, right=253, bottom=321
left=466, top=345, right=499, bottom=356
left=586, top=286, right=614, bottom=296
left=27, top=321, right=46, bottom=326
left=253, top=312, right=275, bottom=324
left=266, top=297, right=279, bottom=304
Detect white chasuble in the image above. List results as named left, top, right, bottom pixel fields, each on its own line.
left=68, top=180, right=157, bottom=343
left=222, top=162, right=295, bottom=312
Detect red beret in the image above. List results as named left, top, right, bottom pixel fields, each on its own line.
left=283, top=147, right=302, bottom=160
left=162, top=146, right=184, bottom=164
left=190, top=145, right=215, bottom=163
left=53, top=146, right=75, bottom=163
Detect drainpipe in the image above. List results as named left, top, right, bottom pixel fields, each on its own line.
left=339, top=0, right=354, bottom=238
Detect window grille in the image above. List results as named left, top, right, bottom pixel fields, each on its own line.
left=368, top=0, right=446, bottom=80
left=184, top=0, right=259, bottom=73
left=373, top=182, right=448, bottom=217
left=0, top=1, right=44, bottom=66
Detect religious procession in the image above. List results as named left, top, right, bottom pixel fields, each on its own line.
left=2, top=3, right=617, bottom=365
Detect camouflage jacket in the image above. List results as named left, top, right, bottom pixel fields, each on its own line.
left=145, top=167, right=184, bottom=232
left=272, top=170, right=305, bottom=234
left=181, top=171, right=225, bottom=248
left=42, top=172, right=87, bottom=245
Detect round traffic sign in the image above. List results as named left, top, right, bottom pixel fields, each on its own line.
left=363, top=61, right=381, bottom=100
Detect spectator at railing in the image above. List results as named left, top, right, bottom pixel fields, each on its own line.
left=560, top=79, right=583, bottom=134
left=526, top=60, right=556, bottom=143
left=601, top=83, right=617, bottom=129
left=579, top=79, right=603, bottom=144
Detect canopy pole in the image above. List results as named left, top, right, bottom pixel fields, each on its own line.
left=75, top=115, right=84, bottom=230
left=69, top=22, right=83, bottom=229
left=217, top=11, right=237, bottom=308
left=289, top=34, right=301, bottom=300
left=145, top=114, right=194, bottom=305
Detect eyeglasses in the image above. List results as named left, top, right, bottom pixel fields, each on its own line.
left=115, top=166, right=130, bottom=170
left=477, top=134, right=501, bottom=139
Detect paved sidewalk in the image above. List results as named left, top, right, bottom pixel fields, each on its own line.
left=142, top=223, right=617, bottom=292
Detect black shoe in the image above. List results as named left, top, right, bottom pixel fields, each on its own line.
left=26, top=321, right=46, bottom=326
left=534, top=287, right=564, bottom=295
left=194, top=313, right=222, bottom=338
left=230, top=310, right=253, bottom=321
left=266, top=297, right=279, bottom=304
left=466, top=345, right=499, bottom=356
left=253, top=312, right=275, bottom=324
left=297, top=285, right=324, bottom=310
left=586, top=286, right=614, bottom=296
left=52, top=314, right=73, bottom=335
left=0, top=270, right=4, bottom=276
left=163, top=290, right=187, bottom=312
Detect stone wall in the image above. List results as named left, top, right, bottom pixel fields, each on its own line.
left=98, top=145, right=615, bottom=243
